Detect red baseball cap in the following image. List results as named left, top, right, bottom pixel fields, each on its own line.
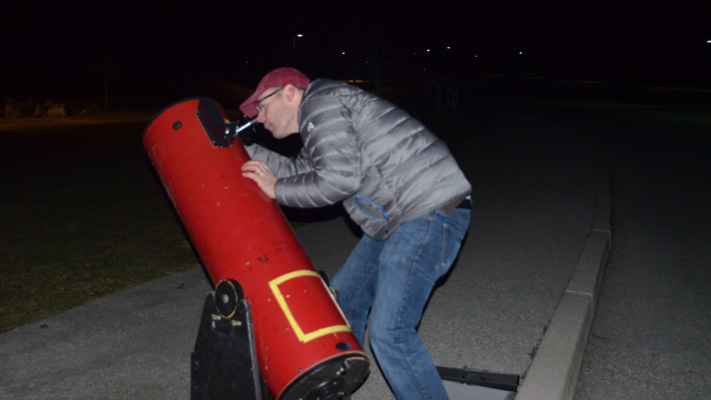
left=239, top=67, right=310, bottom=117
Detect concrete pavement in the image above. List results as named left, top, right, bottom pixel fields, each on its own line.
left=0, top=105, right=610, bottom=399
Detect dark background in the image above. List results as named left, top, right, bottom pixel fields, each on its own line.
left=1, top=0, right=709, bottom=109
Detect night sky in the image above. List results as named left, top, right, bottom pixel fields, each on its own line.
left=2, top=0, right=709, bottom=106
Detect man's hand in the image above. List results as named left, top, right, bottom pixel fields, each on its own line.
left=242, top=160, right=277, bottom=199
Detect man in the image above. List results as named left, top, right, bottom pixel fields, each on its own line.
left=240, top=67, right=471, bottom=400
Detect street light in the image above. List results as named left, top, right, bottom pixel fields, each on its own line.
left=293, top=33, right=303, bottom=54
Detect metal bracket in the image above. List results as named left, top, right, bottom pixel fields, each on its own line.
left=438, top=366, right=519, bottom=392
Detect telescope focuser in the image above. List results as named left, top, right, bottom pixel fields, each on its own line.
left=226, top=116, right=258, bottom=146
left=196, top=98, right=258, bottom=147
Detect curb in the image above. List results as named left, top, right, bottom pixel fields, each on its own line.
left=516, top=161, right=611, bottom=400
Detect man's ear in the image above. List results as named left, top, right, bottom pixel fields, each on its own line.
left=283, top=83, right=303, bottom=107
left=284, top=83, right=296, bottom=101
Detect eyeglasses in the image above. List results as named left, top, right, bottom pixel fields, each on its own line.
left=256, top=87, right=283, bottom=114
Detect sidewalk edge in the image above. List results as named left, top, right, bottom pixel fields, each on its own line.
left=515, top=161, right=611, bottom=400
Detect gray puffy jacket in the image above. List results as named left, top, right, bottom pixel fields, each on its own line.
left=246, top=79, right=471, bottom=240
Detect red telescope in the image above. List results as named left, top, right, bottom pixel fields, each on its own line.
left=143, top=98, right=369, bottom=400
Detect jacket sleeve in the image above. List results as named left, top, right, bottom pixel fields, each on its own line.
left=245, top=143, right=312, bottom=177
left=274, top=97, right=362, bottom=208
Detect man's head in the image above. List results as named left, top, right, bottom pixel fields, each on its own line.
left=240, top=67, right=309, bottom=138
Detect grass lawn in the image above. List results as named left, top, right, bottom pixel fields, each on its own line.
left=0, top=114, right=200, bottom=333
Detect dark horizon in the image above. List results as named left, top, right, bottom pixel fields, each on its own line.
left=2, top=1, right=709, bottom=106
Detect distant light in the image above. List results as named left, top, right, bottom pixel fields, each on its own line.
left=519, top=51, right=524, bottom=55
left=296, top=34, right=303, bottom=38
left=341, top=51, right=346, bottom=55
left=707, top=39, right=711, bottom=44
left=446, top=46, right=452, bottom=50
left=426, top=49, right=431, bottom=52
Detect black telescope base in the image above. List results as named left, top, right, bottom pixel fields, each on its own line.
left=191, top=280, right=271, bottom=400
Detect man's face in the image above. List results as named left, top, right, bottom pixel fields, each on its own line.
left=256, top=86, right=298, bottom=139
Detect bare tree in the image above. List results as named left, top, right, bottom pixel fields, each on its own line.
left=345, top=17, right=412, bottom=93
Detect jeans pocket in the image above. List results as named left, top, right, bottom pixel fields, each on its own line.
left=436, top=222, right=466, bottom=278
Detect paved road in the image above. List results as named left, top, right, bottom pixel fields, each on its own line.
left=573, top=106, right=711, bottom=399
left=1, top=102, right=604, bottom=399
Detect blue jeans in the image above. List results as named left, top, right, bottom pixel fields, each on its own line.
left=330, top=208, right=470, bottom=400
